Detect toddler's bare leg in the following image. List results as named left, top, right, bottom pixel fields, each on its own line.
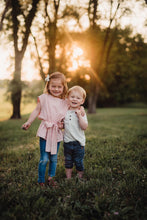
left=66, top=168, right=72, bottom=179
left=77, top=171, right=84, bottom=179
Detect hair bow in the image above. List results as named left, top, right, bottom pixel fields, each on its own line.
left=45, top=74, right=50, bottom=82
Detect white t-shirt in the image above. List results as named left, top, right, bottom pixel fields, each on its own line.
left=63, top=110, right=88, bottom=146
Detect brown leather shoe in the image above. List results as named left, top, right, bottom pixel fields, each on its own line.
left=38, top=182, right=45, bottom=187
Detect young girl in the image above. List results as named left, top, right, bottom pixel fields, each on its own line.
left=22, top=72, right=69, bottom=186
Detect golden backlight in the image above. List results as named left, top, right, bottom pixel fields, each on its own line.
left=68, top=45, right=90, bottom=71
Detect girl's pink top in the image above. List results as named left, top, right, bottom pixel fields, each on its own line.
left=36, top=94, right=68, bottom=154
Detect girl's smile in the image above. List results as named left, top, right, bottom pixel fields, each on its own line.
left=49, top=78, right=64, bottom=98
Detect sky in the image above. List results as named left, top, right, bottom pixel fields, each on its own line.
left=0, top=0, right=147, bottom=81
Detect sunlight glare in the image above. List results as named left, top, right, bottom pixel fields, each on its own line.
left=0, top=47, right=12, bottom=80
left=73, top=47, right=83, bottom=58
left=85, top=74, right=90, bottom=81
left=68, top=44, right=91, bottom=71
left=66, top=19, right=80, bottom=32
left=21, top=52, right=41, bottom=81
left=68, top=60, right=78, bottom=71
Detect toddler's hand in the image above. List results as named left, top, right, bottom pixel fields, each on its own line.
left=57, top=121, right=64, bottom=129
left=21, top=122, right=31, bottom=130
left=75, top=109, right=83, bottom=118
left=77, top=106, right=85, bottom=117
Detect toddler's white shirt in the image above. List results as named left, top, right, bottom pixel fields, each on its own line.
left=63, top=110, right=88, bottom=146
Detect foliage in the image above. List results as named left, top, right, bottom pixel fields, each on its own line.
left=1, top=0, right=147, bottom=116
left=103, top=32, right=147, bottom=106
left=0, top=107, right=147, bottom=219
left=65, top=28, right=147, bottom=107
left=22, top=80, right=45, bottom=102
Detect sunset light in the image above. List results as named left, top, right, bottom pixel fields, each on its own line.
left=68, top=45, right=90, bottom=71
left=73, top=47, right=83, bottom=58
left=21, top=59, right=40, bottom=82
left=0, top=0, right=146, bottom=82
left=21, top=48, right=41, bottom=81
left=85, top=74, right=90, bottom=81
left=0, top=46, right=13, bottom=80
left=0, top=3, right=146, bottom=216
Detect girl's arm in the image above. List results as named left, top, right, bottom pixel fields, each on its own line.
left=76, top=109, right=88, bottom=130
left=21, top=101, right=41, bottom=130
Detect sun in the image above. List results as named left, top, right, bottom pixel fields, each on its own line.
left=73, top=47, right=83, bottom=58
left=68, top=45, right=90, bottom=71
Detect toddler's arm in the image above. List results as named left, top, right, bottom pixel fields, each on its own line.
left=21, top=101, right=41, bottom=130
left=76, top=109, right=88, bottom=130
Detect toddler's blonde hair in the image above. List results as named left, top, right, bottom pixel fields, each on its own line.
left=67, top=85, right=86, bottom=100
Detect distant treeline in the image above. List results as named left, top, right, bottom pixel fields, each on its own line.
left=1, top=78, right=147, bottom=108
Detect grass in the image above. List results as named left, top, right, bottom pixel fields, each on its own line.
left=0, top=106, right=147, bottom=220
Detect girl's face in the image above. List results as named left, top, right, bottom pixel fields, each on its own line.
left=49, top=78, right=64, bottom=98
left=68, top=90, right=84, bottom=109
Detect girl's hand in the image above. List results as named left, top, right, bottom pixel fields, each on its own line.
left=21, top=122, right=31, bottom=130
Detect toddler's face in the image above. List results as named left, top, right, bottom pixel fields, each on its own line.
left=68, top=90, right=84, bottom=109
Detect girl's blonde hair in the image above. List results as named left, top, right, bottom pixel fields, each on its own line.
left=67, top=85, right=86, bottom=100
left=44, top=72, right=68, bottom=99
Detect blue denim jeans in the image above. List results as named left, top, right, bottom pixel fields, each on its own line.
left=63, top=141, right=85, bottom=171
left=38, top=137, right=60, bottom=183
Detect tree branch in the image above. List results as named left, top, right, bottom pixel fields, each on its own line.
left=30, top=31, right=45, bottom=80
left=11, top=0, right=21, bottom=53
left=21, top=0, right=40, bottom=56
left=0, top=0, right=11, bottom=31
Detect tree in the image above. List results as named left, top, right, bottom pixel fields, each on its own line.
left=29, top=0, right=61, bottom=80
left=86, top=0, right=130, bottom=113
left=44, top=0, right=60, bottom=73
left=1, top=0, right=40, bottom=119
left=10, top=0, right=40, bottom=118
left=31, top=1, right=81, bottom=76
left=95, top=28, right=147, bottom=106
left=0, top=0, right=11, bottom=31
left=31, top=0, right=63, bottom=77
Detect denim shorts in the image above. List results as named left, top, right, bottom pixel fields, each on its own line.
left=63, top=141, right=85, bottom=171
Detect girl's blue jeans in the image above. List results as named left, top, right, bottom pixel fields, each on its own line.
left=38, top=137, right=60, bottom=183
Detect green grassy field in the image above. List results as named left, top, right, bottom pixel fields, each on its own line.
left=0, top=106, right=147, bottom=220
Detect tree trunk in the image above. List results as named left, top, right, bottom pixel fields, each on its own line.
left=10, top=53, right=23, bottom=119
left=88, top=82, right=99, bottom=113
left=49, top=22, right=56, bottom=73
left=10, top=80, right=22, bottom=119
left=88, top=93, right=98, bottom=113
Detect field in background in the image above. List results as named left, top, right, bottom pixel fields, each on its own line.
left=0, top=88, right=37, bottom=120
left=0, top=89, right=147, bottom=219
